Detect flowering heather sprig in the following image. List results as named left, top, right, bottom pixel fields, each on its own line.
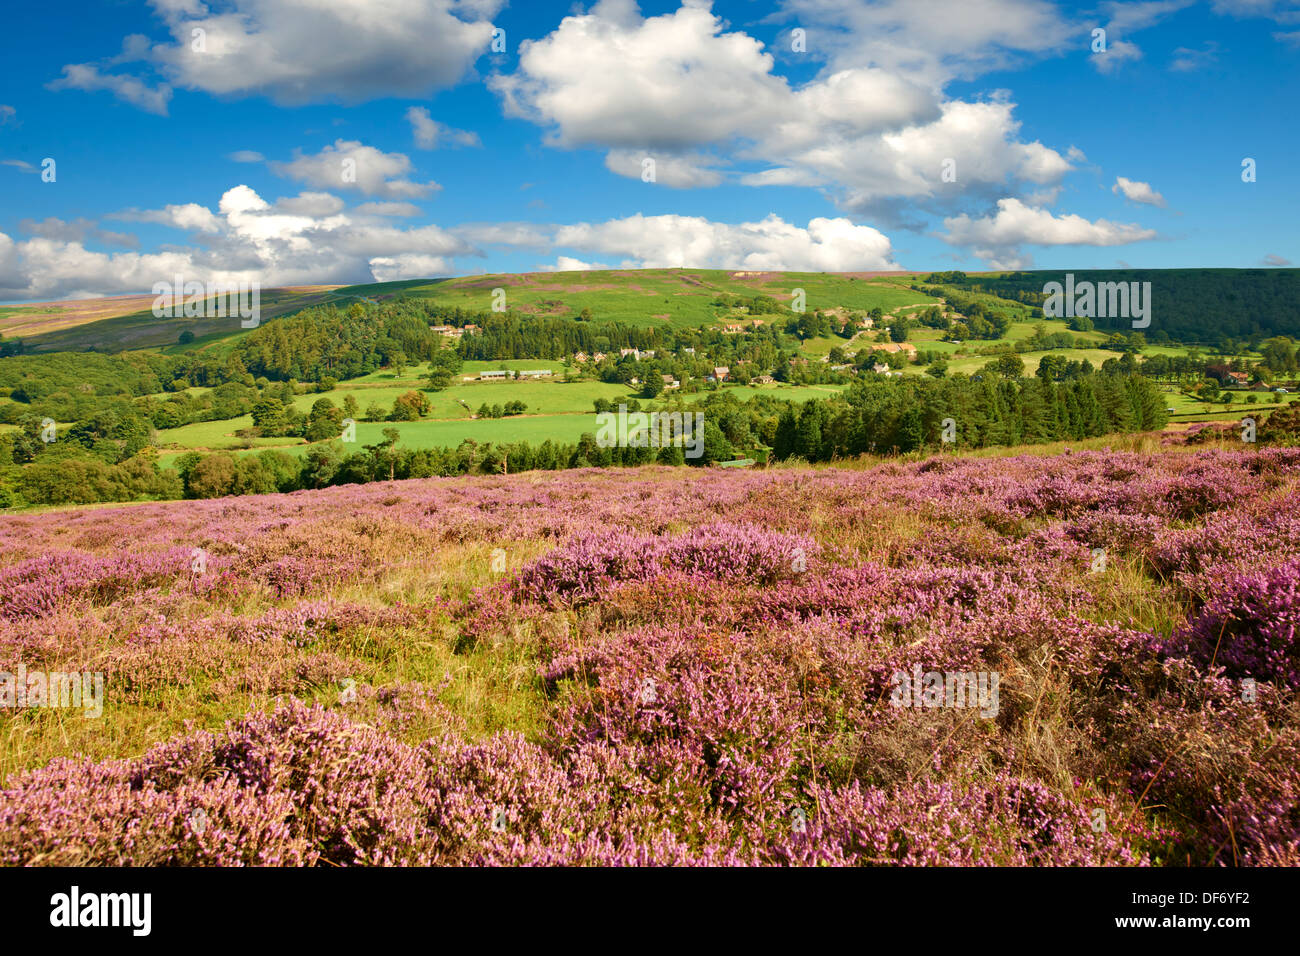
left=506, top=523, right=818, bottom=606
left=1111, top=658, right=1300, bottom=865
left=1164, top=559, right=1300, bottom=690
left=0, top=548, right=200, bottom=621
left=0, top=701, right=743, bottom=865
left=1147, top=489, right=1300, bottom=597
left=772, top=775, right=1151, bottom=866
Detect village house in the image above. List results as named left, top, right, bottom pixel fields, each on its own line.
left=573, top=351, right=589, bottom=363
left=872, top=342, right=917, bottom=356
left=752, top=374, right=775, bottom=385
left=1227, top=371, right=1251, bottom=386
left=661, top=374, right=680, bottom=390
left=592, top=351, right=607, bottom=362
left=722, top=324, right=747, bottom=334
left=711, top=366, right=730, bottom=382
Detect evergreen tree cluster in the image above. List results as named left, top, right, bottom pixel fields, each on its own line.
left=771, top=371, right=1169, bottom=460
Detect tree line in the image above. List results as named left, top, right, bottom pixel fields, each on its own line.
left=770, top=370, right=1169, bottom=461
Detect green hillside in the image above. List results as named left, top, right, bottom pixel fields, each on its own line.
left=7, top=270, right=934, bottom=353
left=331, top=268, right=930, bottom=331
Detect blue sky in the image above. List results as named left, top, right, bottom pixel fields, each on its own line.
left=0, top=0, right=1297, bottom=301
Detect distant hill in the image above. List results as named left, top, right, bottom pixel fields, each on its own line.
left=7, top=267, right=1298, bottom=356
left=926, top=269, right=1300, bottom=343
left=0, top=270, right=932, bottom=354
left=326, top=269, right=930, bottom=331
left=0, top=286, right=345, bottom=354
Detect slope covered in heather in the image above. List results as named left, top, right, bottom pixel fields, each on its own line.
left=2, top=447, right=1298, bottom=865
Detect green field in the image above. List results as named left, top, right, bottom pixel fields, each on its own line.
left=153, top=372, right=847, bottom=465
left=328, top=377, right=636, bottom=418
left=911, top=347, right=1121, bottom=378
left=156, top=412, right=609, bottom=468
left=1158, top=386, right=1297, bottom=421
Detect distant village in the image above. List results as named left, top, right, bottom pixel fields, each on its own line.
left=430, top=308, right=925, bottom=390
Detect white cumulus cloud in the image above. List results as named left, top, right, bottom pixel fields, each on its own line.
left=943, top=197, right=1158, bottom=265
left=0, top=184, right=480, bottom=301
left=269, top=140, right=439, bottom=199
left=1112, top=176, right=1167, bottom=207
left=51, top=0, right=503, bottom=112
left=553, top=213, right=898, bottom=271
left=406, top=107, right=481, bottom=149
left=543, top=256, right=611, bottom=272
left=490, top=1, right=1074, bottom=222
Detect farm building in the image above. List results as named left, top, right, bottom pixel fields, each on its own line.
left=479, top=370, right=510, bottom=381
left=430, top=324, right=480, bottom=338
left=518, top=369, right=553, bottom=378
